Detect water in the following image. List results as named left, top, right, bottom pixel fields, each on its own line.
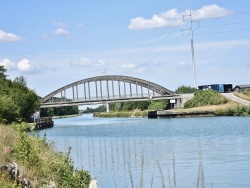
left=39, top=115, right=250, bottom=188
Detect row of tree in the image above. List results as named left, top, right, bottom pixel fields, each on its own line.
left=106, top=85, right=198, bottom=112
left=81, top=105, right=107, bottom=113
left=109, top=100, right=169, bottom=111
left=40, top=106, right=79, bottom=117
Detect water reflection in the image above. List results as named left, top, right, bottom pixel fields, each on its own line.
left=40, top=115, right=250, bottom=188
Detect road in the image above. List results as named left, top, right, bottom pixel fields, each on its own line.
left=221, top=93, right=250, bottom=105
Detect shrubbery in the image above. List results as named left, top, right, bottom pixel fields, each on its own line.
left=175, top=85, right=198, bottom=94
left=109, top=100, right=168, bottom=112
left=215, top=105, right=250, bottom=116
left=0, top=123, right=91, bottom=187
left=184, top=90, right=227, bottom=108
left=40, top=106, right=79, bottom=117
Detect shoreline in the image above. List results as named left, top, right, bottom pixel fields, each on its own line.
left=52, top=114, right=81, bottom=119
left=94, top=102, right=250, bottom=118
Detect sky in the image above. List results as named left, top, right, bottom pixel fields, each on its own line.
left=1, top=0, right=250, bottom=98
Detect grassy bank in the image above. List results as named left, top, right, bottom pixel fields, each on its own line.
left=94, top=90, right=250, bottom=118
left=215, top=105, right=250, bottom=116
left=94, top=109, right=148, bottom=118
left=180, top=90, right=250, bottom=116
left=0, top=123, right=91, bottom=187
left=234, top=91, right=250, bottom=101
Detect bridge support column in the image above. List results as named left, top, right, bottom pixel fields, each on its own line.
left=106, top=103, right=110, bottom=112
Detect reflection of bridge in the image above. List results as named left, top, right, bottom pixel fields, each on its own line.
left=40, top=75, right=181, bottom=108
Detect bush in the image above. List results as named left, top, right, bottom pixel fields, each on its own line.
left=175, top=85, right=198, bottom=94
left=0, top=123, right=91, bottom=187
left=148, top=100, right=168, bottom=110
left=214, top=105, right=250, bottom=116
left=184, top=90, right=227, bottom=108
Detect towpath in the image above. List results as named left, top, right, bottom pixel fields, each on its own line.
left=221, top=93, right=250, bottom=105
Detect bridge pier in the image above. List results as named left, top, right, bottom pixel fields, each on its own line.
left=106, top=103, right=110, bottom=112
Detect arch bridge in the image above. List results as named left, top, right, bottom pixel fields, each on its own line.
left=40, top=75, right=180, bottom=108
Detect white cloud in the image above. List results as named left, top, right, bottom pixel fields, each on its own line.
left=175, top=61, right=191, bottom=70
left=17, top=59, right=40, bottom=74
left=53, top=28, right=70, bottom=36
left=0, top=58, right=16, bottom=70
left=129, top=4, right=232, bottom=30
left=192, top=4, right=232, bottom=20
left=0, top=29, right=21, bottom=42
left=70, top=57, right=107, bottom=67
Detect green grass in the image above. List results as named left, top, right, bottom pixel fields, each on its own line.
left=0, top=123, right=91, bottom=187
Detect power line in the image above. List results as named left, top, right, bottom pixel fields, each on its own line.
left=195, top=28, right=250, bottom=35
left=124, top=26, right=180, bottom=65
left=122, top=32, right=191, bottom=74
left=200, top=20, right=250, bottom=28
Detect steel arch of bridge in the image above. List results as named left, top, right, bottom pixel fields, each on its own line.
left=41, top=75, right=179, bottom=108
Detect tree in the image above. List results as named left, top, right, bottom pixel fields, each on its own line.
left=0, top=68, right=40, bottom=123
left=13, top=76, right=27, bottom=87
left=0, top=65, right=8, bottom=80
left=175, top=85, right=198, bottom=94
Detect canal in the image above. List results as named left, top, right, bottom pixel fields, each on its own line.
left=39, top=114, right=250, bottom=188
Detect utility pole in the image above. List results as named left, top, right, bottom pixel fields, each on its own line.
left=182, top=11, right=198, bottom=88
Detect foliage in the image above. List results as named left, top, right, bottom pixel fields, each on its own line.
left=215, top=105, right=250, bottom=116
left=148, top=100, right=168, bottom=110
left=82, top=105, right=107, bottom=113
left=0, top=65, right=8, bottom=80
left=0, top=69, right=40, bottom=123
left=175, top=85, right=198, bottom=94
left=0, top=123, right=91, bottom=187
left=40, top=106, right=79, bottom=117
left=109, top=100, right=167, bottom=112
left=184, top=90, right=228, bottom=108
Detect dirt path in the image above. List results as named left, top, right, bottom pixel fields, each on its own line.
left=221, top=93, right=250, bottom=105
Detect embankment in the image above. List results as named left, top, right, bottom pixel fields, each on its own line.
left=94, top=110, right=148, bottom=118
left=0, top=123, right=91, bottom=187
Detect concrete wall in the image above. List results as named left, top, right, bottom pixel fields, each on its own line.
left=176, top=94, right=194, bottom=108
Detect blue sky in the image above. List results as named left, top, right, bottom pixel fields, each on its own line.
left=1, top=0, right=250, bottom=97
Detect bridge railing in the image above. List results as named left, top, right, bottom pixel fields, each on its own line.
left=45, top=93, right=162, bottom=104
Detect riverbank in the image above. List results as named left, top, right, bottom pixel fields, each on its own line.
left=52, top=114, right=81, bottom=119
left=0, top=123, right=91, bottom=187
left=94, top=101, right=250, bottom=118
left=94, top=109, right=148, bottom=118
